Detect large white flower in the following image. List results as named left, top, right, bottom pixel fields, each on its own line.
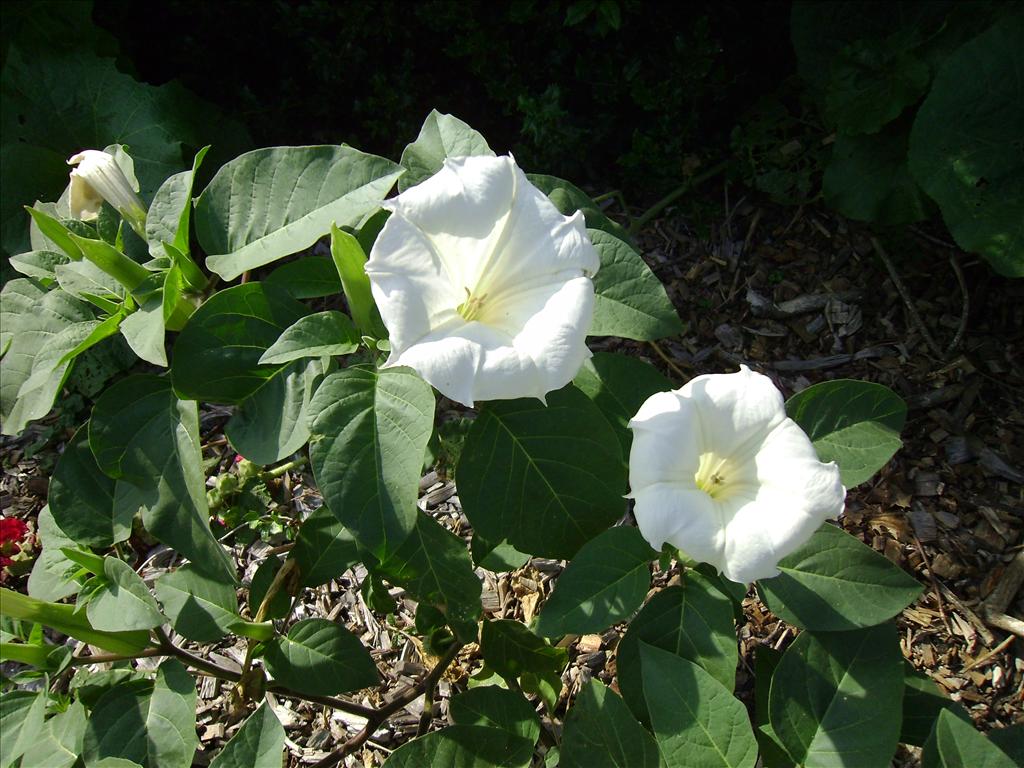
left=628, top=366, right=846, bottom=584
left=67, top=149, right=147, bottom=235
left=365, top=155, right=599, bottom=407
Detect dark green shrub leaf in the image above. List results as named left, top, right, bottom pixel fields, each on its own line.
left=249, top=557, right=291, bottom=622
left=28, top=506, right=81, bottom=601
left=197, top=145, right=403, bottom=280
left=258, top=311, right=360, bottom=365
left=640, top=643, right=758, bottom=768
left=458, top=384, right=625, bottom=560
left=471, top=535, right=530, bottom=573
left=480, top=619, right=568, bottom=682
left=617, top=574, right=737, bottom=726
left=528, top=174, right=633, bottom=245
left=382, top=724, right=533, bottom=768
left=308, top=366, right=435, bottom=558
left=923, top=709, right=1017, bottom=768
left=263, top=618, right=378, bottom=697
left=171, top=282, right=308, bottom=404
left=560, top=680, right=661, bottom=768
left=85, top=557, right=164, bottom=632
left=450, top=686, right=542, bottom=745
left=786, top=378, right=906, bottom=487
left=21, top=700, right=87, bottom=768
left=146, top=146, right=209, bottom=260
left=769, top=623, right=903, bottom=767
left=264, top=256, right=341, bottom=299
left=399, top=110, right=494, bottom=192
left=987, top=725, right=1024, bottom=765
left=155, top=564, right=241, bottom=644
left=208, top=703, right=285, bottom=768
left=757, top=523, right=922, bottom=630
left=290, top=505, right=361, bottom=588
left=535, top=526, right=654, bottom=637
left=902, top=662, right=969, bottom=747
left=0, top=690, right=47, bottom=768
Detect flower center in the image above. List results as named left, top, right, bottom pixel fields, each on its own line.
left=457, top=287, right=489, bottom=322
left=694, top=452, right=739, bottom=500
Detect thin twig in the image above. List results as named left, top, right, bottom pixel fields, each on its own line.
left=648, top=340, right=687, bottom=382
left=947, top=253, right=969, bottom=354
left=628, top=159, right=731, bottom=237
left=70, top=647, right=165, bottom=666
left=870, top=236, right=943, bottom=358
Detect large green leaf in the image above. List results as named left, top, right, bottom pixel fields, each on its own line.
left=588, top=229, right=683, bottom=340
left=528, top=174, right=634, bottom=245
left=48, top=426, right=136, bottom=549
left=535, top=526, right=654, bottom=637
left=329, top=225, right=387, bottom=339
left=84, top=557, right=164, bottom=632
left=21, top=700, right=87, bottom=768
left=757, top=523, right=922, bottom=631
left=901, top=663, right=969, bottom=747
left=82, top=660, right=198, bottom=768
left=262, top=618, right=379, bottom=697
left=308, top=365, right=435, bottom=558
left=89, top=375, right=235, bottom=581
left=171, top=282, right=308, bottom=404
left=146, top=146, right=209, bottom=260
left=225, top=357, right=324, bottom=465
left=9, top=249, right=68, bottom=281
left=923, top=709, right=1017, bottom=768
left=987, top=726, right=1024, bottom=766
left=641, top=643, right=758, bottom=768
left=785, top=379, right=906, bottom=487
left=374, top=512, right=482, bottom=640
left=573, top=351, right=672, bottom=453
left=617, top=574, right=737, bottom=727
left=908, top=15, right=1024, bottom=276
left=383, top=725, right=533, bottom=768
left=28, top=506, right=81, bottom=602
left=289, top=505, right=362, bottom=588
left=264, top=256, right=341, bottom=299
left=457, top=384, right=625, bottom=560
left=480, top=619, right=568, bottom=681
left=399, top=110, right=495, bottom=192
left=154, top=564, right=240, bottom=643
left=560, top=680, right=662, bottom=768
left=197, top=145, right=403, bottom=280
left=0, top=690, right=47, bottom=768
left=769, top=623, right=903, bottom=768
left=208, top=703, right=285, bottom=768
left=258, top=311, right=360, bottom=365
left=449, top=686, right=542, bottom=745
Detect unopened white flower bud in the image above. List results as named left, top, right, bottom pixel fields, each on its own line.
left=67, top=149, right=147, bottom=236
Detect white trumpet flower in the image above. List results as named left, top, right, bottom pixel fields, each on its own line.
left=628, top=366, right=846, bottom=584
left=67, top=149, right=147, bottom=236
left=365, top=155, right=599, bottom=407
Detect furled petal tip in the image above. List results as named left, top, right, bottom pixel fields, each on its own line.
left=67, top=149, right=146, bottom=233
left=627, top=366, right=846, bottom=584
left=365, top=154, right=599, bottom=407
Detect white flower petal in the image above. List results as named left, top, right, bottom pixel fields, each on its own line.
left=627, top=391, right=704, bottom=490
left=633, top=482, right=718, bottom=555
left=756, top=418, right=846, bottom=515
left=66, top=150, right=146, bottom=231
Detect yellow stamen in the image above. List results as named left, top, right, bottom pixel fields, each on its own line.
left=457, top=287, right=488, bottom=322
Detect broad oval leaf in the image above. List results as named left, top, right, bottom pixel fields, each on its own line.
left=902, top=662, right=969, bottom=748
left=535, top=526, right=654, bottom=637
left=0, top=690, right=47, bottom=768
left=197, top=145, right=403, bottom=280
left=146, top=146, right=209, bottom=259
left=769, top=622, right=903, bottom=768
left=618, top=573, right=737, bottom=727
left=923, top=710, right=1018, bottom=768
left=382, top=724, right=533, bottom=768
left=757, top=523, right=922, bottom=631
left=786, top=378, right=906, bottom=487
left=28, top=506, right=81, bottom=602
left=449, top=686, right=542, bottom=745
left=290, top=505, right=361, bottom=588
left=560, top=680, right=662, bottom=768
left=457, top=384, right=626, bottom=560
left=528, top=174, right=634, bottom=245
left=21, top=699, right=87, bottom=768
left=171, top=282, right=308, bottom=404
left=208, top=703, right=285, bottom=768
left=308, top=365, right=435, bottom=558
left=262, top=618, right=379, bottom=697
left=154, top=564, right=241, bottom=644
left=480, top=619, right=568, bottom=682
left=258, top=311, right=360, bottom=365
left=264, top=256, right=341, bottom=299
left=640, top=643, right=758, bottom=768
left=399, top=110, right=494, bottom=192
left=85, top=557, right=164, bottom=632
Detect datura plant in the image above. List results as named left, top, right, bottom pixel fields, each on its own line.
left=0, top=111, right=1009, bottom=768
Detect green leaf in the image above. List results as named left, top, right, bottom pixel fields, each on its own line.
left=382, top=725, right=533, bottom=768
left=786, top=378, right=906, bottom=487
left=0, top=690, right=47, bottom=768
left=987, top=725, right=1024, bottom=765
left=560, top=679, right=662, bottom=768
left=588, top=229, right=683, bottom=340
left=528, top=174, right=634, bottom=245
left=308, top=365, right=435, bottom=558
left=262, top=618, right=379, bottom=697
left=259, top=311, right=360, bottom=364
left=449, top=686, right=542, bottom=745
left=83, top=659, right=198, bottom=768
left=330, top=225, right=387, bottom=339
left=573, top=351, right=672, bottom=453
left=90, top=375, right=235, bottom=581
left=208, top=703, right=285, bottom=768
left=640, top=643, right=758, bottom=768
left=925, top=709, right=1016, bottom=768
left=617, top=574, right=737, bottom=727
left=535, top=526, right=654, bottom=637
left=757, top=523, right=923, bottom=631
left=901, top=663, right=969, bottom=747
left=769, top=623, right=903, bottom=768
left=28, top=506, right=81, bottom=602
left=457, top=384, right=626, bottom=560
left=197, top=145, right=403, bottom=281
left=0, top=278, right=93, bottom=435
left=120, top=293, right=167, bottom=367
left=374, top=512, right=482, bottom=640
left=49, top=426, right=136, bottom=548
left=472, top=535, right=530, bottom=573
left=9, top=249, right=68, bottom=281
left=823, top=129, right=930, bottom=226
left=265, top=256, right=341, bottom=299
left=154, top=564, right=241, bottom=644
left=21, top=699, right=87, bottom=768
left=85, top=557, right=164, bottom=632
left=399, top=110, right=495, bottom=192
left=908, top=15, right=1024, bottom=277
left=55, top=260, right=124, bottom=305
left=0, top=587, right=151, bottom=655
left=69, top=233, right=152, bottom=294
left=146, top=146, right=210, bottom=260
left=290, top=505, right=361, bottom=588
left=23, top=206, right=86, bottom=260
left=225, top=357, right=324, bottom=465
left=248, top=557, right=291, bottom=622
left=480, top=619, right=568, bottom=682
left=171, top=282, right=309, bottom=404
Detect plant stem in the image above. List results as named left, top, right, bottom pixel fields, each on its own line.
left=262, top=455, right=309, bottom=480
left=70, top=647, right=165, bottom=666
left=628, top=159, right=731, bottom=237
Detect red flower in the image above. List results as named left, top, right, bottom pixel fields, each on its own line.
left=0, top=517, right=29, bottom=567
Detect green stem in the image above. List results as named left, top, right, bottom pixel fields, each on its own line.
left=262, top=455, right=309, bottom=480
left=628, top=159, right=731, bottom=237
